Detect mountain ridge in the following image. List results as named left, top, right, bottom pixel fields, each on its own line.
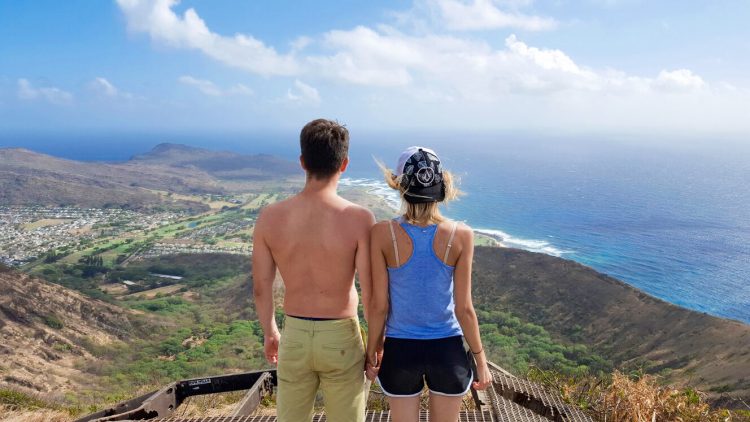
left=471, top=246, right=750, bottom=403
left=130, top=142, right=300, bottom=180
left=0, top=143, right=300, bottom=209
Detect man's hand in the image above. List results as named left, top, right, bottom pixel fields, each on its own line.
left=264, top=332, right=280, bottom=366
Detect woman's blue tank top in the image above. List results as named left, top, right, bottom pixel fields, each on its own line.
left=385, top=218, right=463, bottom=339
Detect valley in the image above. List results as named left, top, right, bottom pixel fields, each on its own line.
left=1, top=144, right=748, bottom=420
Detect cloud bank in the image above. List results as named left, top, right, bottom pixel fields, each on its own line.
left=103, top=0, right=750, bottom=133
left=17, top=79, right=73, bottom=105
left=178, top=76, right=253, bottom=97
left=116, top=0, right=299, bottom=76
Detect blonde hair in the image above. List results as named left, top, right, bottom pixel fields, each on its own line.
left=378, top=160, right=461, bottom=226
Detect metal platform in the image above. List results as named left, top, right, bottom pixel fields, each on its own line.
left=76, top=362, right=593, bottom=422
left=150, top=411, right=495, bottom=421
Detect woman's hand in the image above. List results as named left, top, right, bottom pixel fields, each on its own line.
left=472, top=357, right=491, bottom=390
left=365, top=347, right=383, bottom=381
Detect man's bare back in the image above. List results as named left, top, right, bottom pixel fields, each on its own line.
left=254, top=189, right=373, bottom=319
left=252, top=119, right=373, bottom=421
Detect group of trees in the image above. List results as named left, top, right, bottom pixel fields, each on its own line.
left=476, top=308, right=612, bottom=377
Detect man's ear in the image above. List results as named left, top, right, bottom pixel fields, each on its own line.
left=299, top=155, right=307, bottom=171
left=340, top=157, right=350, bottom=173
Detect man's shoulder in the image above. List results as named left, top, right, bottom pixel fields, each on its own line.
left=338, top=199, right=374, bottom=221
left=256, top=196, right=294, bottom=221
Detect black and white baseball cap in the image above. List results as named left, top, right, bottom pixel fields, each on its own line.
left=395, top=146, right=445, bottom=203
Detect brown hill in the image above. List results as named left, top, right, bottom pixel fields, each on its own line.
left=0, top=265, right=145, bottom=395
left=0, top=144, right=301, bottom=209
left=472, top=246, right=750, bottom=402
left=0, top=148, right=220, bottom=210
left=130, top=143, right=301, bottom=181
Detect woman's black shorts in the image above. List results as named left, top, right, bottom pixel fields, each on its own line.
left=376, top=336, right=473, bottom=397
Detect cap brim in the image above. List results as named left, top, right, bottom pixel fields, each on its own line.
left=404, top=183, right=444, bottom=203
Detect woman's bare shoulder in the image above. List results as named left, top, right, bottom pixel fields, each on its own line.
left=371, top=219, right=395, bottom=233
left=374, top=218, right=399, bottom=227
left=448, top=220, right=473, bottom=243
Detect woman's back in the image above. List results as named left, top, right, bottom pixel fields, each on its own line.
left=385, top=218, right=463, bottom=339
left=365, top=146, right=491, bottom=421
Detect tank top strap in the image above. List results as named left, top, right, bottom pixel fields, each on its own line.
left=443, top=221, right=459, bottom=262
left=388, top=218, right=400, bottom=267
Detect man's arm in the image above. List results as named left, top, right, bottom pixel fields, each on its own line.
left=252, top=209, right=280, bottom=366
left=354, top=208, right=377, bottom=323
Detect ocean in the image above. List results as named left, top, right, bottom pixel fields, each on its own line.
left=3, top=133, right=749, bottom=324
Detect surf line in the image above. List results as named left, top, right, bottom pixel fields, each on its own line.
left=340, top=177, right=572, bottom=258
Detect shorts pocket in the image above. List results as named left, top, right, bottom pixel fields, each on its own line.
left=318, top=337, right=364, bottom=376
left=278, top=340, right=306, bottom=371
left=281, top=340, right=304, bottom=350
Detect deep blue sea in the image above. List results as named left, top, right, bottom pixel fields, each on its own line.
left=2, top=132, right=749, bottom=324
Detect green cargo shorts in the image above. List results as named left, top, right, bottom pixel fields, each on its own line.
left=276, top=316, right=366, bottom=422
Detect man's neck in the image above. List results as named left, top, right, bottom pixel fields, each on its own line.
left=301, top=174, right=340, bottom=197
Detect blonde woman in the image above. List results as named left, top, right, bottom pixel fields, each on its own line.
left=366, top=147, right=491, bottom=422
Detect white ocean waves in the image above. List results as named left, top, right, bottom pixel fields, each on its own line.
left=473, top=228, right=571, bottom=257
left=341, top=177, right=572, bottom=258
left=340, top=177, right=401, bottom=210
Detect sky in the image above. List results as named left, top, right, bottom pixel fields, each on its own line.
left=1, top=0, right=749, bottom=138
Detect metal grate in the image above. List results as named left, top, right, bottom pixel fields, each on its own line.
left=77, top=363, right=595, bottom=422
left=153, top=410, right=498, bottom=421
left=490, top=370, right=592, bottom=422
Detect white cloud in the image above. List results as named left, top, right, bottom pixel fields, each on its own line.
left=431, top=0, right=558, bottom=31
left=653, top=69, right=706, bottom=92
left=505, top=35, right=587, bottom=75
left=290, top=36, right=312, bottom=52
left=286, top=79, right=320, bottom=104
left=311, top=26, right=421, bottom=87
left=17, top=79, right=73, bottom=105
left=310, top=28, right=602, bottom=96
left=179, top=75, right=222, bottom=96
left=229, top=83, right=254, bottom=96
left=178, top=75, right=254, bottom=96
left=91, top=77, right=118, bottom=96
left=116, top=0, right=299, bottom=76
left=89, top=77, right=135, bottom=99
left=309, top=27, right=709, bottom=100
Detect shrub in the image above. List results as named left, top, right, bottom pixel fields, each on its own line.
left=43, top=314, right=64, bottom=330
left=0, top=389, right=48, bottom=410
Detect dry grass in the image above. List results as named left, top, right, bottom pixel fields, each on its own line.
left=529, top=368, right=750, bottom=422
left=0, top=405, right=71, bottom=422
left=168, top=391, right=246, bottom=417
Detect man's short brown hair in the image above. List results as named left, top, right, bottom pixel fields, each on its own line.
left=300, top=119, right=349, bottom=179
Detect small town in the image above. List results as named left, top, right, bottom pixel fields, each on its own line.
left=0, top=206, right=183, bottom=266
left=138, top=241, right=250, bottom=258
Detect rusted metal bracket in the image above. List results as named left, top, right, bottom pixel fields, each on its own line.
left=74, top=369, right=277, bottom=422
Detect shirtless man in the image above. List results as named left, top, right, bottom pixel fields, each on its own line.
left=252, top=119, right=375, bottom=422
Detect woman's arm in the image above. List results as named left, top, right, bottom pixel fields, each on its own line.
left=453, top=225, right=491, bottom=390
left=365, top=223, right=390, bottom=379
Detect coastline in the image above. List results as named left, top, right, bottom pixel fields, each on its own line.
left=340, top=177, right=572, bottom=255
left=342, top=176, right=750, bottom=326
